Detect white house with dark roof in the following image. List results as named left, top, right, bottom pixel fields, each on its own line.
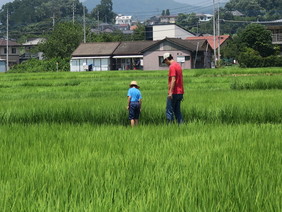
left=70, top=42, right=120, bottom=72
left=70, top=38, right=212, bottom=71
left=21, top=38, right=45, bottom=62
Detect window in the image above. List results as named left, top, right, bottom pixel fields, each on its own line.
left=185, top=56, right=191, bottom=61
left=4, top=48, right=7, bottom=54
left=159, top=56, right=166, bottom=67
left=12, top=48, right=16, bottom=54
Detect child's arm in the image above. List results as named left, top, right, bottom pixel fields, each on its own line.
left=127, top=96, right=131, bottom=110
left=139, top=98, right=142, bottom=110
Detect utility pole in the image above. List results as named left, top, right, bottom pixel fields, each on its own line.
left=72, top=2, right=75, bottom=24
left=83, top=6, right=86, bottom=43
left=212, top=0, right=217, bottom=67
left=217, top=0, right=221, bottom=64
left=97, top=11, right=100, bottom=33
left=6, top=8, right=9, bottom=72
left=52, top=13, right=55, bottom=29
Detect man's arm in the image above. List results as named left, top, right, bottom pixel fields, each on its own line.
left=168, top=76, right=176, bottom=98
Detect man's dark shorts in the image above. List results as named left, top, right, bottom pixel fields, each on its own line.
left=129, top=102, right=141, bottom=120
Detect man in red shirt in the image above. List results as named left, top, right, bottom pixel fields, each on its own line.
left=163, top=52, right=184, bottom=124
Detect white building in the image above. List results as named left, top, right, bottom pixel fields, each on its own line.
left=197, top=14, right=213, bottom=22
left=153, top=24, right=195, bottom=41
left=115, top=15, right=132, bottom=25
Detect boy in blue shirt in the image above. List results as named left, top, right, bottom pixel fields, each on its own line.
left=127, top=81, right=142, bottom=127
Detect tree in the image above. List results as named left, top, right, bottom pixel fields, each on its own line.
left=221, top=35, right=241, bottom=60
left=166, top=9, right=170, bottom=16
left=91, top=0, right=116, bottom=23
left=176, top=13, right=199, bottom=32
left=39, top=22, right=83, bottom=59
left=0, top=0, right=84, bottom=27
left=238, top=23, right=275, bottom=57
left=132, top=23, right=145, bottom=40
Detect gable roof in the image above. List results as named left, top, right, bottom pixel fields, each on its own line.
left=186, top=35, right=230, bottom=50
left=22, top=38, right=46, bottom=46
left=72, top=38, right=210, bottom=58
left=166, top=37, right=208, bottom=51
left=141, top=37, right=208, bottom=53
left=0, top=39, right=21, bottom=46
left=113, top=41, right=157, bottom=55
left=72, top=42, right=120, bottom=57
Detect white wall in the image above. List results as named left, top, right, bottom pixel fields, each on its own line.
left=153, top=25, right=195, bottom=41
left=70, top=58, right=110, bottom=72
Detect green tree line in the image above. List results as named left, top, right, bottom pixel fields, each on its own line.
left=0, top=0, right=84, bottom=27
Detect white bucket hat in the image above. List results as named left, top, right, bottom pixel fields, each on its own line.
left=162, top=52, right=171, bottom=62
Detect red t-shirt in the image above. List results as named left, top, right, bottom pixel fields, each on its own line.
left=168, top=61, right=184, bottom=94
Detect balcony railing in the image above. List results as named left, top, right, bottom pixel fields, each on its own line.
left=272, top=33, right=282, bottom=44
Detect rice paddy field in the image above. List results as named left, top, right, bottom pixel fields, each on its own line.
left=0, top=67, right=281, bottom=211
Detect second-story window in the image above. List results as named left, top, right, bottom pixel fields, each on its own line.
left=4, top=48, right=7, bottom=54
left=12, top=48, right=16, bottom=54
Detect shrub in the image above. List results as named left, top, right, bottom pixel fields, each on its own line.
left=238, top=48, right=282, bottom=68
left=9, top=58, right=70, bottom=73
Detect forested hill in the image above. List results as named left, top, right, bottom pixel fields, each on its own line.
left=224, top=0, right=282, bottom=17
left=82, top=0, right=210, bottom=20
left=0, top=0, right=84, bottom=27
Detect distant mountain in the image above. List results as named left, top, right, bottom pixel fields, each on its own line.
left=83, top=0, right=212, bottom=21
left=175, top=0, right=229, bottom=6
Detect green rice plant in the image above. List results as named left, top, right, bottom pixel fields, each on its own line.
left=193, top=67, right=282, bottom=77
left=0, top=123, right=281, bottom=211
left=231, top=77, right=282, bottom=90
left=0, top=70, right=282, bottom=125
left=0, top=68, right=281, bottom=211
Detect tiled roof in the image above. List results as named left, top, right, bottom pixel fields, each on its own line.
left=141, top=37, right=208, bottom=52
left=72, top=42, right=120, bottom=56
left=0, top=39, right=21, bottom=46
left=166, top=37, right=208, bottom=51
left=186, top=35, right=230, bottom=50
left=72, top=38, right=211, bottom=57
left=113, top=41, right=157, bottom=55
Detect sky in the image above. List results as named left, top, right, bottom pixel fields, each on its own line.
left=0, top=0, right=229, bottom=10
left=0, top=0, right=12, bottom=8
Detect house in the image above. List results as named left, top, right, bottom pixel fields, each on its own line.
left=230, top=10, right=244, bottom=17
left=257, top=19, right=282, bottom=54
left=70, top=38, right=212, bottom=71
left=20, top=38, right=45, bottom=62
left=146, top=24, right=196, bottom=41
left=146, top=16, right=161, bottom=25
left=186, top=35, right=231, bottom=53
left=196, top=14, right=213, bottom=22
left=159, top=15, right=177, bottom=24
left=112, top=40, right=157, bottom=70
left=115, top=15, right=133, bottom=25
left=71, top=42, right=120, bottom=72
left=141, top=38, right=212, bottom=70
left=115, top=24, right=130, bottom=31
left=0, top=38, right=21, bottom=69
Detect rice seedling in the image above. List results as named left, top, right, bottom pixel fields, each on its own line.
left=0, top=67, right=281, bottom=211
left=0, top=123, right=281, bottom=211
